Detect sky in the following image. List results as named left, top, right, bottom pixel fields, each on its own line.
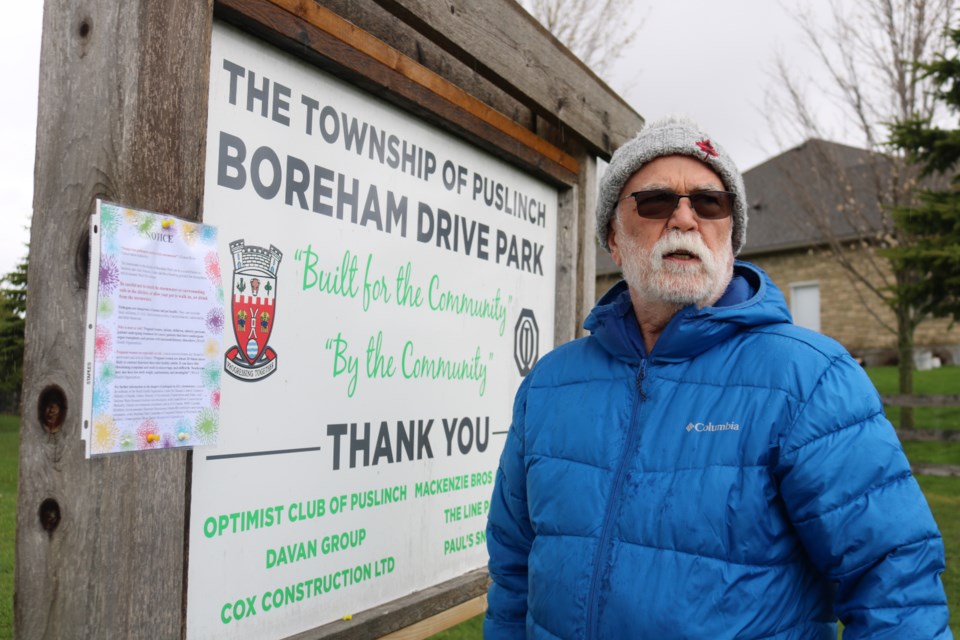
left=1, top=4, right=42, bottom=280
left=0, top=1, right=842, bottom=281
left=609, top=0, right=841, bottom=171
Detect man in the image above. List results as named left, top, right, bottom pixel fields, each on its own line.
left=485, top=116, right=951, bottom=639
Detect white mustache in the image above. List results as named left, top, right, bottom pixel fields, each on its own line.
left=653, top=232, right=709, bottom=263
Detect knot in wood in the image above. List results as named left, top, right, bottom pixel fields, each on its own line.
left=39, top=498, right=62, bottom=534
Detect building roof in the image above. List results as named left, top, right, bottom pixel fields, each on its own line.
left=739, top=139, right=893, bottom=257
left=596, top=246, right=620, bottom=276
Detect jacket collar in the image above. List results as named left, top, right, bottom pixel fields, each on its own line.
left=583, top=261, right=792, bottom=365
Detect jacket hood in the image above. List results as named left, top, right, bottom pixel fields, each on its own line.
left=584, top=261, right=792, bottom=364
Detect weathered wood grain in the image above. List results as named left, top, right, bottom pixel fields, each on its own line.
left=910, top=463, right=960, bottom=477
left=552, top=142, right=598, bottom=342
left=575, top=152, right=599, bottom=337
left=316, top=0, right=539, bottom=131
left=882, top=394, right=960, bottom=407
left=217, top=0, right=580, bottom=185
left=554, top=181, right=579, bottom=346
left=379, top=594, right=487, bottom=639
left=16, top=1, right=213, bottom=638
left=897, top=429, right=960, bottom=442
left=284, top=569, right=489, bottom=639
left=369, top=0, right=642, bottom=157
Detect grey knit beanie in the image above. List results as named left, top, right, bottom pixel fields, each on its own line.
left=596, top=115, right=748, bottom=255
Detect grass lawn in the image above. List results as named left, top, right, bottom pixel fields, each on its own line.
left=918, top=475, right=960, bottom=637
left=0, top=415, right=18, bottom=640
left=902, top=440, right=960, bottom=466
left=866, top=365, right=960, bottom=431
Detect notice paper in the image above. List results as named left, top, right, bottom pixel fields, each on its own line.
left=81, top=200, right=224, bottom=456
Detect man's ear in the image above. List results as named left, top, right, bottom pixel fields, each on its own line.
left=607, top=220, right=623, bottom=268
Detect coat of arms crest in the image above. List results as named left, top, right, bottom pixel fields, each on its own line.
left=224, top=239, right=282, bottom=381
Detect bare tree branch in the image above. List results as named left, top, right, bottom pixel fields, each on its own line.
left=766, top=0, right=955, bottom=418
left=768, top=0, right=956, bottom=267
left=519, top=0, right=646, bottom=79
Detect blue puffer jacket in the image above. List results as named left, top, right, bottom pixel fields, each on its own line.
left=485, top=262, right=950, bottom=639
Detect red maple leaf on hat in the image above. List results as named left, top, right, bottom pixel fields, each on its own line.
left=696, top=139, right=718, bottom=157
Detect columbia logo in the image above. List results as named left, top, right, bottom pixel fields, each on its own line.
left=686, top=421, right=740, bottom=433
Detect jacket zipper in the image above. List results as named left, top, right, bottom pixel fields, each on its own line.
left=585, top=359, right=648, bottom=639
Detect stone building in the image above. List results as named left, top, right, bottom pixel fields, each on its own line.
left=595, top=139, right=960, bottom=366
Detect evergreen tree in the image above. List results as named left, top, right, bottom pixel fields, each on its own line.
left=768, top=0, right=957, bottom=429
left=0, top=251, right=28, bottom=410
left=888, top=26, right=960, bottom=325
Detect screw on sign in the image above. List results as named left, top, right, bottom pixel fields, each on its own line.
left=513, top=309, right=539, bottom=376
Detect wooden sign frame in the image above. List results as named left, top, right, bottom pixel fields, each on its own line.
left=17, top=0, right=641, bottom=637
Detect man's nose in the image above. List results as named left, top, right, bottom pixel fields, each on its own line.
left=667, top=196, right=699, bottom=232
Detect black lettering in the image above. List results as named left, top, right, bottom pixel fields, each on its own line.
left=459, top=216, right=477, bottom=255
left=418, top=419, right=434, bottom=459
left=350, top=422, right=370, bottom=469
left=372, top=421, right=393, bottom=465
left=401, top=140, right=417, bottom=175
left=387, top=135, right=400, bottom=169
left=442, top=418, right=457, bottom=456
left=246, top=71, right=269, bottom=118
left=385, top=192, right=407, bottom=236
left=417, top=202, right=434, bottom=243
left=361, top=185, right=382, bottom=230
left=251, top=146, right=281, bottom=199
left=301, top=95, right=319, bottom=135
left=472, top=172, right=483, bottom=200
left=436, top=208, right=452, bottom=250
left=424, top=151, right=437, bottom=181
left=533, top=242, right=544, bottom=275
left=337, top=174, right=359, bottom=222
left=369, top=127, right=386, bottom=164
left=223, top=59, right=245, bottom=106
left=285, top=155, right=310, bottom=209
left=343, top=115, right=368, bottom=153
left=218, top=131, right=246, bottom=190
left=477, top=223, right=490, bottom=261
left=458, top=416, right=473, bottom=455
left=272, top=82, right=291, bottom=126
left=476, top=417, right=489, bottom=452
left=320, top=105, right=340, bottom=144
left=397, top=421, right=415, bottom=462
left=327, top=423, right=347, bottom=471
left=312, top=164, right=334, bottom=216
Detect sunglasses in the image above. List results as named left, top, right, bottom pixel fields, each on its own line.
left=621, top=189, right=736, bottom=220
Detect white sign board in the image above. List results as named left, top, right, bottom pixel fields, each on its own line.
left=186, top=23, right=557, bottom=638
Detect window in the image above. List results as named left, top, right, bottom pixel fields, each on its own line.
left=790, top=281, right=820, bottom=332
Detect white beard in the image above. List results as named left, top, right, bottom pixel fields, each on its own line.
left=617, top=227, right=734, bottom=308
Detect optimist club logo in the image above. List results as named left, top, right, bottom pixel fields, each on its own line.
left=514, top=308, right=540, bottom=376
left=224, top=239, right=282, bottom=382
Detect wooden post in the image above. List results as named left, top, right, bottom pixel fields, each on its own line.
left=554, top=182, right=580, bottom=345
left=576, top=152, right=599, bottom=337
left=16, top=1, right=212, bottom=637
left=366, top=0, right=637, bottom=157
left=551, top=148, right=600, bottom=344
